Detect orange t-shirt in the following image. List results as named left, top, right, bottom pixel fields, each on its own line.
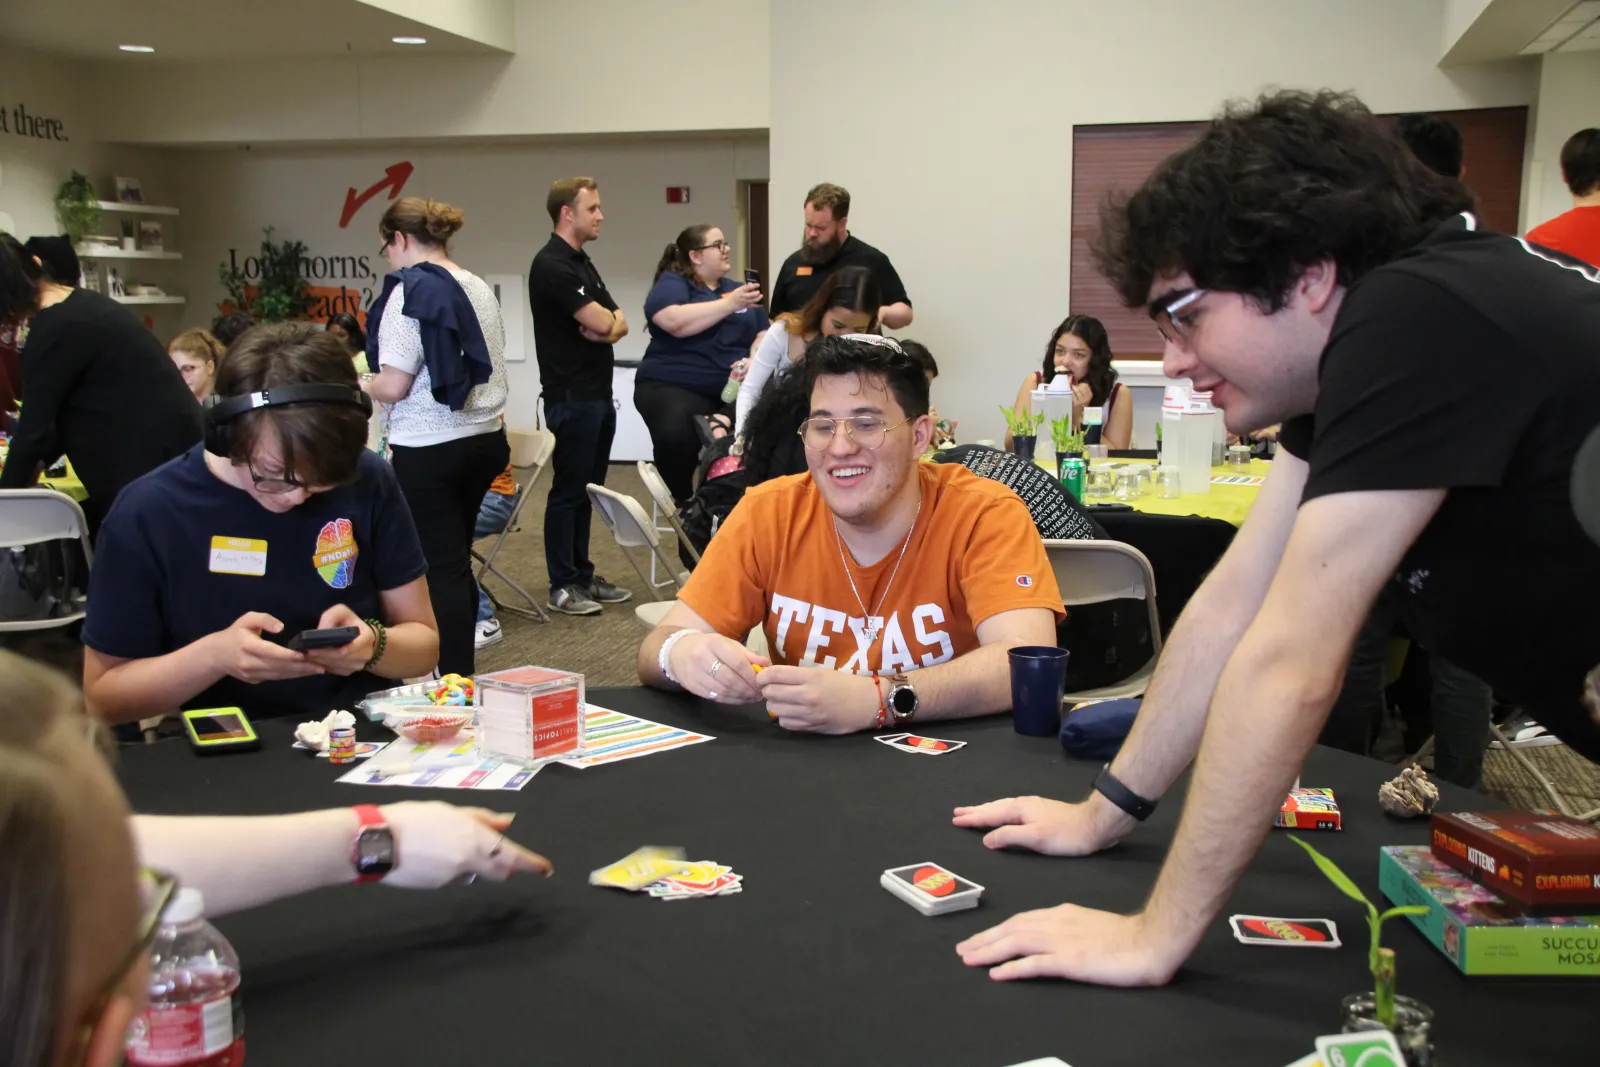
left=678, top=462, right=1065, bottom=675
left=1526, top=206, right=1600, bottom=269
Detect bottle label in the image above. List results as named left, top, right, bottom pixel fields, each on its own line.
left=126, top=993, right=235, bottom=1064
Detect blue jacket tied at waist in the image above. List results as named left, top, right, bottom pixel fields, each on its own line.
left=366, top=263, right=492, bottom=411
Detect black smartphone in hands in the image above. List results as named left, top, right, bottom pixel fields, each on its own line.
left=285, top=626, right=360, bottom=651
left=744, top=269, right=761, bottom=288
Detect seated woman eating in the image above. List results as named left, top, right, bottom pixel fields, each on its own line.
left=1006, top=314, right=1131, bottom=450
left=82, top=323, right=439, bottom=723
left=733, top=265, right=881, bottom=435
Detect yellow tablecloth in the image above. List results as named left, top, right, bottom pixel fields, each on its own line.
left=41, top=468, right=88, bottom=503
left=1037, top=456, right=1271, bottom=527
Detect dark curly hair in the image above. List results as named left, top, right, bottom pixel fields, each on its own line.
left=1094, top=90, right=1475, bottom=311
left=1041, top=314, right=1117, bottom=407
left=803, top=335, right=929, bottom=420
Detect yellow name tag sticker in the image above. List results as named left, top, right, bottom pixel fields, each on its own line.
left=209, top=536, right=268, bottom=576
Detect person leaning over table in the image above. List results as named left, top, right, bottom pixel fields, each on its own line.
left=951, top=89, right=1600, bottom=987
left=639, top=334, right=1064, bottom=733
left=0, top=235, right=202, bottom=538
left=1005, top=314, right=1131, bottom=452
left=0, top=651, right=550, bottom=1067
left=635, top=223, right=768, bottom=504
left=80, top=323, right=439, bottom=725
left=768, top=182, right=913, bottom=329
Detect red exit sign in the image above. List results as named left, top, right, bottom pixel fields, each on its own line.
left=666, top=186, right=691, bottom=203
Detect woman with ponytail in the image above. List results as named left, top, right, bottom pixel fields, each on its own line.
left=634, top=224, right=767, bottom=503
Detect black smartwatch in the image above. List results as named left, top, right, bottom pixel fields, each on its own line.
left=1092, top=765, right=1157, bottom=822
left=888, top=673, right=918, bottom=722
left=352, top=804, right=397, bottom=883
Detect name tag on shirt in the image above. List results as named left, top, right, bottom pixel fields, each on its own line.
left=795, top=266, right=813, bottom=276
left=210, top=536, right=268, bottom=576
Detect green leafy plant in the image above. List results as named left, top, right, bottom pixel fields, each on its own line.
left=1289, top=837, right=1429, bottom=1030
left=217, top=226, right=312, bottom=322
left=53, top=171, right=101, bottom=242
left=1000, top=405, right=1046, bottom=439
left=1051, top=416, right=1085, bottom=456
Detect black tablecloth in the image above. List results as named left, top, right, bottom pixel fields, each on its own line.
left=1095, top=510, right=1237, bottom=633
left=115, top=689, right=1590, bottom=1067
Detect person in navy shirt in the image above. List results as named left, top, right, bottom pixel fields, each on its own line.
left=81, top=324, right=440, bottom=723
left=634, top=224, right=768, bottom=503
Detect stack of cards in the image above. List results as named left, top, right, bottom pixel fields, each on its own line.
left=875, top=733, right=967, bottom=755
left=589, top=846, right=692, bottom=891
left=1229, top=914, right=1341, bottom=948
left=643, top=860, right=743, bottom=900
left=881, top=862, right=984, bottom=916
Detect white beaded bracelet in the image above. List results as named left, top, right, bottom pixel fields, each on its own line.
left=658, top=629, right=694, bottom=686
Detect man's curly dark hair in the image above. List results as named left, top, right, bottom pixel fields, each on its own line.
left=1094, top=89, right=1476, bottom=312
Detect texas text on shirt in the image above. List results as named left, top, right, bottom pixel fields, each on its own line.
left=678, top=462, right=1064, bottom=673
left=81, top=445, right=428, bottom=719
left=1277, top=213, right=1600, bottom=758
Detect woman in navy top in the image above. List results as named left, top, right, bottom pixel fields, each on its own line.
left=634, top=224, right=768, bottom=503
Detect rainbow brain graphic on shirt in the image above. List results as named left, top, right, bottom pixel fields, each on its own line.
left=313, top=518, right=359, bottom=588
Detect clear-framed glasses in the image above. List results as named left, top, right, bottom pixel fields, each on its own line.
left=246, top=459, right=308, bottom=495
left=1153, top=289, right=1207, bottom=349
left=697, top=240, right=731, bottom=252
left=78, top=869, right=178, bottom=1047
left=798, top=415, right=912, bottom=452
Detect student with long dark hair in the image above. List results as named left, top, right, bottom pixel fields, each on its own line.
left=634, top=223, right=767, bottom=503
left=733, top=265, right=881, bottom=434
left=363, top=197, right=510, bottom=677
left=1006, top=315, right=1130, bottom=450
left=0, top=235, right=201, bottom=535
left=325, top=311, right=369, bottom=372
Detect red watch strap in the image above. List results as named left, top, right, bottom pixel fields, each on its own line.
left=352, top=804, right=388, bottom=884
left=873, top=676, right=888, bottom=730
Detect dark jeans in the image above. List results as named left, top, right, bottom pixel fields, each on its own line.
left=1324, top=589, right=1493, bottom=789
left=544, top=396, right=615, bottom=591
left=391, top=428, right=510, bottom=678
left=633, top=378, right=722, bottom=505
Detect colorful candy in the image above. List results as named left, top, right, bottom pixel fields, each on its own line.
left=328, top=726, right=357, bottom=764
left=429, top=673, right=475, bottom=707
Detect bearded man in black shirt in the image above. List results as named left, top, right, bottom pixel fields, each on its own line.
left=953, top=89, right=1600, bottom=988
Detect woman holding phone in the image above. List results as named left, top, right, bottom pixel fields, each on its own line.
left=634, top=224, right=768, bottom=504
left=1006, top=314, right=1131, bottom=451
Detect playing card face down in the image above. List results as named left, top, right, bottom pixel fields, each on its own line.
left=886, top=862, right=980, bottom=900
left=876, top=733, right=967, bottom=754
left=1314, top=1030, right=1404, bottom=1067
left=1229, top=915, right=1341, bottom=948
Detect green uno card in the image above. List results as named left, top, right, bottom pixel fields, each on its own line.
left=1314, top=1031, right=1405, bottom=1067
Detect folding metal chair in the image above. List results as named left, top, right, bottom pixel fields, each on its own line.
left=636, top=460, right=699, bottom=586
left=0, top=489, right=93, bottom=633
left=1043, top=538, right=1163, bottom=702
left=473, top=427, right=555, bottom=623
left=586, top=484, right=684, bottom=601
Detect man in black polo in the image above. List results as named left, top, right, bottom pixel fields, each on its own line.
left=528, top=176, right=632, bottom=616
left=769, top=183, right=913, bottom=328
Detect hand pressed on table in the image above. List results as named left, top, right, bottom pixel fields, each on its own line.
left=952, top=794, right=1134, bottom=856
left=957, top=903, right=1180, bottom=986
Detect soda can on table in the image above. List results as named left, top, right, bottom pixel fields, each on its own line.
left=1059, top=457, right=1086, bottom=503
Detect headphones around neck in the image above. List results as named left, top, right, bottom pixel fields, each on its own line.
left=202, top=383, right=374, bottom=458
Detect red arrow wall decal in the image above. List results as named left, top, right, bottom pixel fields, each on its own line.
left=339, top=161, right=415, bottom=229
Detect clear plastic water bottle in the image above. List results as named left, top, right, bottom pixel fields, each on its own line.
left=126, top=887, right=246, bottom=1067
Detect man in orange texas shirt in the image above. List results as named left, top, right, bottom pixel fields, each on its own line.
left=637, top=334, right=1064, bottom=733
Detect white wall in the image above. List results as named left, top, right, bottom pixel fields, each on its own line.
left=171, top=135, right=769, bottom=431
left=769, top=0, right=1538, bottom=438
left=1525, top=51, right=1600, bottom=231
left=86, top=0, right=769, bottom=145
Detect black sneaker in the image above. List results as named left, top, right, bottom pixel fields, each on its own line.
left=547, top=585, right=603, bottom=616
left=586, top=574, right=632, bottom=604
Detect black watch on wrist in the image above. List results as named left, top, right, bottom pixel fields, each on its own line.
left=1092, top=764, right=1158, bottom=822
left=888, top=673, right=918, bottom=722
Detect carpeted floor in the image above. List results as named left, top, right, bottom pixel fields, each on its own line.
left=6, top=459, right=1598, bottom=814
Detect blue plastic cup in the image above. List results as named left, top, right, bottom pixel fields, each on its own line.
left=1009, top=646, right=1070, bottom=736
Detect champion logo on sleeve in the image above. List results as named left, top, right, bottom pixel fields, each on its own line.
left=1016, top=575, right=1033, bottom=587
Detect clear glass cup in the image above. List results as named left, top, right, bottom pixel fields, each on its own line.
left=1086, top=444, right=1108, bottom=461
left=1112, top=470, right=1141, bottom=502
left=1154, top=467, right=1183, bottom=498
left=1134, top=467, right=1153, bottom=496
left=1086, top=467, right=1115, bottom=498
left=1226, top=444, right=1251, bottom=468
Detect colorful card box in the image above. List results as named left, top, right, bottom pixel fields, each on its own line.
left=473, top=665, right=585, bottom=767
left=1379, top=845, right=1600, bottom=976
left=1276, top=787, right=1342, bottom=831
left=1431, top=810, right=1600, bottom=911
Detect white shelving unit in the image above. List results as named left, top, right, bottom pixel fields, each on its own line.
left=76, top=247, right=183, bottom=261
left=111, top=295, right=186, bottom=306
left=94, top=200, right=180, bottom=217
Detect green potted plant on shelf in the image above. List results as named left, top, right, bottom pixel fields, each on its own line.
left=217, top=226, right=312, bottom=323
left=1289, top=837, right=1434, bottom=1065
left=1000, top=406, right=1047, bottom=462
left=53, top=171, right=101, bottom=243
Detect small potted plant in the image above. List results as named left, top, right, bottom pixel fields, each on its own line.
left=1001, top=406, right=1046, bottom=462
left=1290, top=837, right=1434, bottom=1065
left=1051, top=416, right=1085, bottom=475
left=53, top=171, right=101, bottom=243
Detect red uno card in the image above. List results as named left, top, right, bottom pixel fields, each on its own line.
left=886, top=862, right=980, bottom=901
left=1228, top=914, right=1341, bottom=948
left=876, top=734, right=967, bottom=755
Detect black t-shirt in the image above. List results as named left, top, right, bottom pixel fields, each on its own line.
left=0, top=289, right=202, bottom=532
left=768, top=234, right=911, bottom=318
left=82, top=445, right=428, bottom=719
left=1278, top=213, right=1600, bottom=759
left=527, top=233, right=619, bottom=401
